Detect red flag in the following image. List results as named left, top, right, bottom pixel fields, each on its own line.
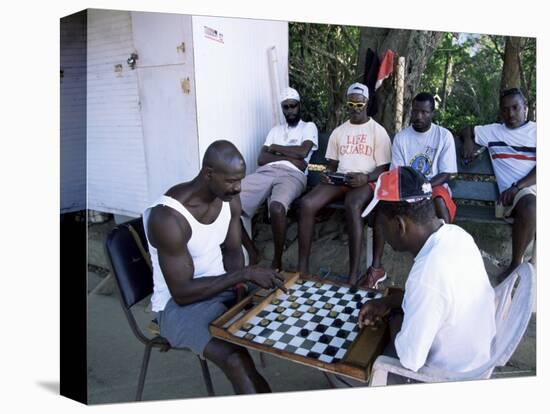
left=375, top=50, right=395, bottom=90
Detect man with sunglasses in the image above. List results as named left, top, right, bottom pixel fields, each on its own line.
left=240, top=87, right=318, bottom=271
left=298, top=82, right=391, bottom=287
left=460, top=88, right=536, bottom=283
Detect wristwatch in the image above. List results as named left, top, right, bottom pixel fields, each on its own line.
left=511, top=181, right=520, bottom=190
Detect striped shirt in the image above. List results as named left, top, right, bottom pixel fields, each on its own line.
left=474, top=121, right=536, bottom=193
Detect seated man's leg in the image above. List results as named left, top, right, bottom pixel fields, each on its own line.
left=298, top=183, right=347, bottom=275
left=239, top=168, right=276, bottom=264
left=204, top=338, right=271, bottom=394
left=498, top=193, right=536, bottom=283
left=363, top=216, right=387, bottom=289
left=157, top=291, right=270, bottom=394
left=269, top=168, right=307, bottom=270
left=343, top=184, right=374, bottom=286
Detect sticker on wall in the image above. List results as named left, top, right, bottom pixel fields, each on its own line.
left=204, top=26, right=224, bottom=43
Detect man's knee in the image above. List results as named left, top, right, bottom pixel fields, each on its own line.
left=515, top=195, right=536, bottom=221
left=299, top=195, right=316, bottom=216
left=344, top=196, right=366, bottom=215
left=269, top=201, right=286, bottom=217
left=224, top=349, right=251, bottom=373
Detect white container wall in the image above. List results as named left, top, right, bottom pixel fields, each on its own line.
left=131, top=11, right=200, bottom=203
left=192, top=16, right=288, bottom=174
left=60, top=11, right=87, bottom=213
left=81, top=10, right=288, bottom=216
left=86, top=9, right=150, bottom=216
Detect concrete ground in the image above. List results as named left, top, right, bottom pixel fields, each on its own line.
left=86, top=212, right=536, bottom=405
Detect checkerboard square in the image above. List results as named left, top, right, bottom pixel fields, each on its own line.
left=311, top=342, right=328, bottom=353
left=329, top=336, right=345, bottom=348
left=270, top=330, right=284, bottom=341
left=289, top=336, right=305, bottom=347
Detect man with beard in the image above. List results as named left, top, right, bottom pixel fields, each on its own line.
left=240, top=87, right=318, bottom=271
left=144, top=140, right=285, bottom=394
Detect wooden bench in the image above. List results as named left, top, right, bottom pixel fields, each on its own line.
left=450, top=137, right=504, bottom=224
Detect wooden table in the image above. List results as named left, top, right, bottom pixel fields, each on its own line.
left=210, top=272, right=389, bottom=382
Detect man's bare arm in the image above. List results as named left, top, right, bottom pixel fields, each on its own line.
left=430, top=172, right=452, bottom=187
left=148, top=206, right=285, bottom=305
left=257, top=146, right=307, bottom=171
left=222, top=197, right=245, bottom=272
left=268, top=140, right=314, bottom=160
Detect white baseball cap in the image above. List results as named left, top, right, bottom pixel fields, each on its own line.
left=347, top=82, right=369, bottom=100
left=280, top=87, right=300, bottom=103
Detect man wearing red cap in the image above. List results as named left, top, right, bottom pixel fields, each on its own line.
left=298, top=82, right=391, bottom=287
left=358, top=166, right=496, bottom=381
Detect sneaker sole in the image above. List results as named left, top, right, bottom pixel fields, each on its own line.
left=372, top=273, right=387, bottom=289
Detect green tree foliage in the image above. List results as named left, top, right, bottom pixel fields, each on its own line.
left=289, top=23, right=360, bottom=132
left=289, top=23, right=536, bottom=135
left=420, top=33, right=536, bottom=134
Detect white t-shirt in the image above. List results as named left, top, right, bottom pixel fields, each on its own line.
left=474, top=121, right=536, bottom=193
left=395, top=223, right=496, bottom=373
left=264, top=119, right=319, bottom=174
left=391, top=124, right=457, bottom=180
left=325, top=119, right=392, bottom=174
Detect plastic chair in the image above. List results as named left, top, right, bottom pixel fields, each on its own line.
left=369, top=262, right=536, bottom=386
left=105, top=217, right=215, bottom=400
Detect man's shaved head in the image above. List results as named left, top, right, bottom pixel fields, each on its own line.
left=203, top=140, right=246, bottom=173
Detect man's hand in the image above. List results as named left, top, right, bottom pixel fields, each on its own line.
left=499, top=185, right=519, bottom=206
left=358, top=298, right=392, bottom=329
left=461, top=138, right=476, bottom=162
left=347, top=172, right=369, bottom=188
left=320, top=172, right=332, bottom=184
left=242, top=266, right=288, bottom=293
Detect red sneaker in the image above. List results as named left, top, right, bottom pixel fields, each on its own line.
left=363, top=266, right=387, bottom=289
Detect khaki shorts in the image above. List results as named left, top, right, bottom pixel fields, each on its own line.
left=496, top=185, right=536, bottom=222
left=240, top=164, right=307, bottom=217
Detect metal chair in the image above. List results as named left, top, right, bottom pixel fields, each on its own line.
left=105, top=217, right=215, bottom=400
left=369, top=262, right=536, bottom=385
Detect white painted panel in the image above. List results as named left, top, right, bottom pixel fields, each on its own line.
left=131, top=11, right=188, bottom=66
left=132, top=12, right=200, bottom=202
left=87, top=9, right=149, bottom=216
left=60, top=11, right=87, bottom=213
left=192, top=16, right=288, bottom=174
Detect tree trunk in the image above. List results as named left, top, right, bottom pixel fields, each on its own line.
left=357, top=29, right=444, bottom=136
left=500, top=36, right=522, bottom=91
left=440, top=52, right=453, bottom=111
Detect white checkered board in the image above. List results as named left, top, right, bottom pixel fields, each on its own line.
left=233, top=279, right=383, bottom=364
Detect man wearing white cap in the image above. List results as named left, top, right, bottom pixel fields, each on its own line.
left=298, top=82, right=391, bottom=287
left=240, top=87, right=318, bottom=271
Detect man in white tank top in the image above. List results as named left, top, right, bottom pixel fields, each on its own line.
left=144, top=140, right=285, bottom=394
